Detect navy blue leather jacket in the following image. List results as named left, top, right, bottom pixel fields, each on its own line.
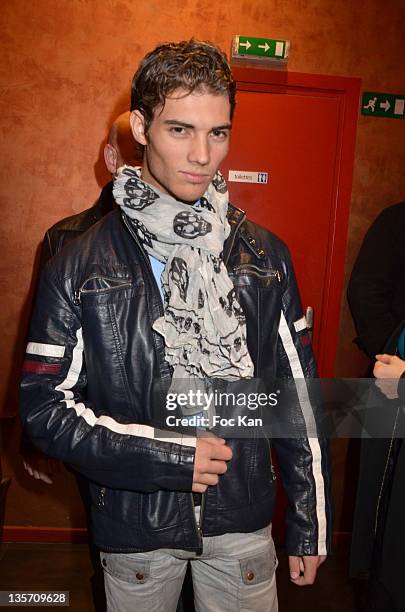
left=20, top=204, right=332, bottom=556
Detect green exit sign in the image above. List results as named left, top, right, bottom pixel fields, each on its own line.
left=362, top=92, right=405, bottom=119
left=232, top=35, right=290, bottom=62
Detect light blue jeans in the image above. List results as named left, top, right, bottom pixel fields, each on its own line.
left=100, top=525, right=278, bottom=612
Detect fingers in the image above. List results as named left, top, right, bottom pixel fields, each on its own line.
left=37, top=472, right=53, bottom=484
left=375, top=353, right=393, bottom=364
left=192, top=482, right=208, bottom=493
left=200, top=435, right=233, bottom=456
left=197, top=458, right=229, bottom=476
left=196, top=473, right=220, bottom=487
left=289, top=555, right=300, bottom=580
left=374, top=354, right=405, bottom=380
left=193, top=437, right=232, bottom=491
left=208, top=444, right=233, bottom=462
left=289, top=555, right=323, bottom=586
left=23, top=460, right=54, bottom=484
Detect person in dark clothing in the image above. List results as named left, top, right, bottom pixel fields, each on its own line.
left=370, top=350, right=405, bottom=612
left=348, top=203, right=405, bottom=612
left=347, top=202, right=405, bottom=359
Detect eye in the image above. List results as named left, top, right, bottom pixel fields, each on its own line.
left=169, top=126, right=187, bottom=136
left=211, top=129, right=229, bottom=141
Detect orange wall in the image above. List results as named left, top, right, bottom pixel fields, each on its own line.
left=1, top=0, right=404, bottom=527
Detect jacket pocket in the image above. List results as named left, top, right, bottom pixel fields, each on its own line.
left=73, top=275, right=137, bottom=306
left=140, top=490, right=181, bottom=532
left=231, top=265, right=282, bottom=288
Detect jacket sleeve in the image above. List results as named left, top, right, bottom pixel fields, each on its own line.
left=347, top=209, right=400, bottom=358
left=20, top=263, right=196, bottom=493
left=272, top=245, right=332, bottom=557
left=38, top=230, right=55, bottom=269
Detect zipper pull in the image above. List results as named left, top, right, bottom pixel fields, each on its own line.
left=99, top=487, right=106, bottom=506
left=73, top=289, right=82, bottom=305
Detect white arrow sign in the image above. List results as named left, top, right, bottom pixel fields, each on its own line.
left=239, top=40, right=251, bottom=50
left=380, top=100, right=391, bottom=112
left=258, top=42, right=270, bottom=52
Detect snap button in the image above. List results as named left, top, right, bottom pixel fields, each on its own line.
left=136, top=572, right=144, bottom=580
left=246, top=571, right=255, bottom=581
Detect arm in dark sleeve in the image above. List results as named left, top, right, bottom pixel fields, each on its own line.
left=20, top=230, right=55, bottom=459
left=347, top=210, right=399, bottom=358
left=272, top=245, right=332, bottom=556
left=20, top=264, right=196, bottom=493
left=39, top=230, right=55, bottom=269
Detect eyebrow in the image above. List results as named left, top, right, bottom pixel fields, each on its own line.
left=163, top=120, right=232, bottom=130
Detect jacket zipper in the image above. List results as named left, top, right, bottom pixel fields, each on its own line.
left=199, top=491, right=207, bottom=536
left=99, top=487, right=106, bottom=506
left=233, top=265, right=281, bottom=281
left=265, top=437, right=277, bottom=481
left=73, top=281, right=132, bottom=305
left=190, top=490, right=206, bottom=554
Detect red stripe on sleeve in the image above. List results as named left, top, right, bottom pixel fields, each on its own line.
left=23, top=360, right=62, bottom=375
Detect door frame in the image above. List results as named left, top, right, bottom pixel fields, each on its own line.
left=231, top=66, right=361, bottom=376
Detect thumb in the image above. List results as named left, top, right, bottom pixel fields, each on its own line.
left=375, top=354, right=392, bottom=364
left=289, top=555, right=301, bottom=580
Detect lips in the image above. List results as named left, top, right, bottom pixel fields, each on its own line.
left=180, top=171, right=210, bottom=184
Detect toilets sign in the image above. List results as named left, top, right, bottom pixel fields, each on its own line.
left=362, top=92, right=405, bottom=119
left=228, top=171, right=269, bottom=185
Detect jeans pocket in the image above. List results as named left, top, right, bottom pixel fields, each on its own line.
left=239, top=548, right=278, bottom=585
left=100, top=552, right=151, bottom=584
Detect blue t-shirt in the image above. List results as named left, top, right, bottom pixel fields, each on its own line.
left=149, top=255, right=165, bottom=300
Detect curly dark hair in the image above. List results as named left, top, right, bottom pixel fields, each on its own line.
left=131, top=39, right=236, bottom=131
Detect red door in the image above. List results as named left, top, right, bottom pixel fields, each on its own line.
left=221, top=68, right=361, bottom=375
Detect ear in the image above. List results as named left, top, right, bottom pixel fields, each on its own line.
left=130, top=110, right=148, bottom=146
left=103, top=143, right=118, bottom=175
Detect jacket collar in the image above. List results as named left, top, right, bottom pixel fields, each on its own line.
left=224, top=203, right=266, bottom=263
left=91, top=181, right=115, bottom=221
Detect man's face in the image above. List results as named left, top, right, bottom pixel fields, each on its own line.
left=131, top=89, right=231, bottom=203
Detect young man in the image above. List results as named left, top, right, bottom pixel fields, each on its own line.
left=20, top=40, right=332, bottom=611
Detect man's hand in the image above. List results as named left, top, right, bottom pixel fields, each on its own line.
left=289, top=555, right=326, bottom=586
left=193, top=435, right=232, bottom=493
left=374, top=354, right=405, bottom=379
left=374, top=354, right=405, bottom=399
left=22, top=452, right=62, bottom=484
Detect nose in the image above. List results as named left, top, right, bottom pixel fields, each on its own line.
left=188, top=134, right=210, bottom=166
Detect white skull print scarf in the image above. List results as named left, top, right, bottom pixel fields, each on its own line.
left=113, top=166, right=254, bottom=380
